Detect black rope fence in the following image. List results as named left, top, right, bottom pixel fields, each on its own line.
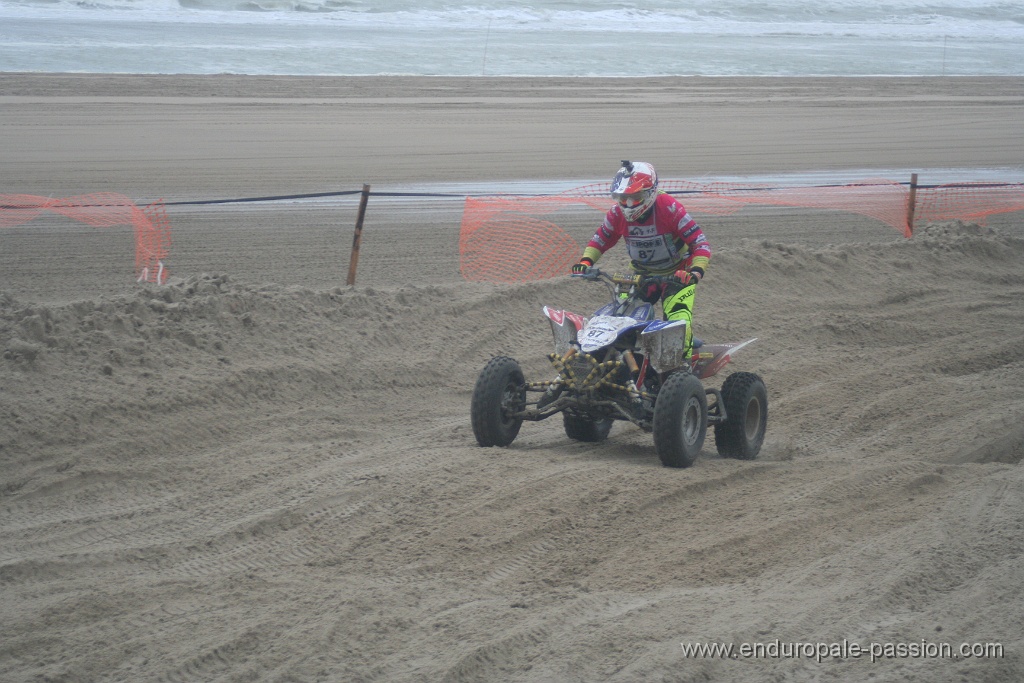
left=156, top=180, right=1023, bottom=207
left=2, top=178, right=1022, bottom=286
left=3, top=180, right=1023, bottom=210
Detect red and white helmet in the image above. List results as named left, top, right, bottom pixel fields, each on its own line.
left=611, top=160, right=659, bottom=221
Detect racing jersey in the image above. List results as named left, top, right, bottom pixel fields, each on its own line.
left=582, top=192, right=711, bottom=276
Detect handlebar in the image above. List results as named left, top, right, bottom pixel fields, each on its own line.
left=570, top=267, right=675, bottom=288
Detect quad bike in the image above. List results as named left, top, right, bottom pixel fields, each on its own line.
left=470, top=268, right=767, bottom=467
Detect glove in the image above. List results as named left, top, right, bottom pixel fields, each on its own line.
left=672, top=267, right=703, bottom=286
left=571, top=258, right=594, bottom=275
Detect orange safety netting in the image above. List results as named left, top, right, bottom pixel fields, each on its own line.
left=917, top=182, right=1024, bottom=225
left=460, top=178, right=1024, bottom=283
left=460, top=196, right=581, bottom=283
left=0, top=193, right=171, bottom=284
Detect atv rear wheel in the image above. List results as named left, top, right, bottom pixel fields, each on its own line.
left=714, top=372, right=767, bottom=460
left=563, top=414, right=613, bottom=442
left=471, top=356, right=526, bottom=447
left=652, top=372, right=707, bottom=468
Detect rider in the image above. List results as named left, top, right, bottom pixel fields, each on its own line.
left=571, top=160, right=711, bottom=354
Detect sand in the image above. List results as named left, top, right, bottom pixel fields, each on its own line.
left=1, top=74, right=1023, bottom=682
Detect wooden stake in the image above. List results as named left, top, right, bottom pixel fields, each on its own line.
left=906, top=173, right=918, bottom=237
left=346, top=184, right=370, bottom=286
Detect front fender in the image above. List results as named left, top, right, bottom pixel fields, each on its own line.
left=543, top=306, right=586, bottom=356
left=638, top=320, right=689, bottom=374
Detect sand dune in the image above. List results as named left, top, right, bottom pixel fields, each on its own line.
left=2, top=75, right=1023, bottom=682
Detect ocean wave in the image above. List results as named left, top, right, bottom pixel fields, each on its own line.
left=3, top=2, right=1022, bottom=39
left=4, top=0, right=1023, bottom=24
left=2, top=0, right=1021, bottom=75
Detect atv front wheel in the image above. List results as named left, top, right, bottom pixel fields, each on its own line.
left=471, top=356, right=526, bottom=447
left=563, top=414, right=613, bottom=442
left=714, top=372, right=767, bottom=460
left=652, top=372, right=708, bottom=468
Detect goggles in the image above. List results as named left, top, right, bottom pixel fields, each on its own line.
left=614, top=192, right=646, bottom=208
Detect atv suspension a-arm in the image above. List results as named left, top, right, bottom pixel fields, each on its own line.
left=512, top=349, right=654, bottom=429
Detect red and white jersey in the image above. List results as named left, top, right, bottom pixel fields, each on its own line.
left=584, top=193, right=711, bottom=275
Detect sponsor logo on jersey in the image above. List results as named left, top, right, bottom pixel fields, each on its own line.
left=628, top=225, right=658, bottom=238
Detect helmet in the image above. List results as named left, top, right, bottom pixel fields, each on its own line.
left=611, top=160, right=658, bottom=221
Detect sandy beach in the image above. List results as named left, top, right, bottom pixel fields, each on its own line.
left=1, top=74, right=1023, bottom=682
left=3, top=74, right=1024, bottom=200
